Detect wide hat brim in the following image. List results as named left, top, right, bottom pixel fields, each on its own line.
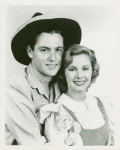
left=11, top=14, right=82, bottom=65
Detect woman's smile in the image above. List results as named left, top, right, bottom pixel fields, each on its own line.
left=74, top=80, right=86, bottom=86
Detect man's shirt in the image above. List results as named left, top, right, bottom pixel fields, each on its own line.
left=5, top=63, right=61, bottom=145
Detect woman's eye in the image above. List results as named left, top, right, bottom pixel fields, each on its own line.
left=83, top=68, right=89, bottom=71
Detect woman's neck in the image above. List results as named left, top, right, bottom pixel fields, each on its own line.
left=65, top=90, right=86, bottom=102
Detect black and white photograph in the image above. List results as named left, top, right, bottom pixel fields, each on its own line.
left=0, top=1, right=120, bottom=149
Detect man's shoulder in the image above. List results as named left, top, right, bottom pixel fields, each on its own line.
left=6, top=67, right=29, bottom=90
left=7, top=68, right=26, bottom=82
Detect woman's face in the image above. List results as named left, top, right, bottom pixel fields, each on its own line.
left=65, top=54, right=92, bottom=95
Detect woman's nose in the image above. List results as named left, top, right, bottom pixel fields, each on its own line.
left=76, top=70, right=84, bottom=79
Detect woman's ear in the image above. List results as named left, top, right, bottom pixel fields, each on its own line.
left=26, top=45, right=33, bottom=58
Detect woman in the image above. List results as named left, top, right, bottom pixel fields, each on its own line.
left=39, top=44, right=114, bottom=146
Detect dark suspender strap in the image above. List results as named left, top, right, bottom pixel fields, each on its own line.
left=95, top=97, right=107, bottom=120
left=95, top=97, right=110, bottom=145
left=62, top=105, right=80, bottom=124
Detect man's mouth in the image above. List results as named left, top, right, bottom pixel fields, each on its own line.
left=74, top=81, right=86, bottom=86
left=46, top=64, right=57, bottom=69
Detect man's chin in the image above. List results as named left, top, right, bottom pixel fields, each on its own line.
left=44, top=67, right=60, bottom=77
left=47, top=73, right=58, bottom=77
left=47, top=71, right=59, bottom=77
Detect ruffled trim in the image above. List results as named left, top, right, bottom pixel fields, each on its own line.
left=38, top=103, right=83, bottom=145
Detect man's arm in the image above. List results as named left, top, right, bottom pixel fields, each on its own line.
left=5, top=83, right=46, bottom=145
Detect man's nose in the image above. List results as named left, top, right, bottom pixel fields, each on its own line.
left=49, top=50, right=56, bottom=61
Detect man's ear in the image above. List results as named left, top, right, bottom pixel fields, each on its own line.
left=26, top=45, right=33, bottom=58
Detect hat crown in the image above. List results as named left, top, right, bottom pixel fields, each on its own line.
left=32, top=12, right=43, bottom=18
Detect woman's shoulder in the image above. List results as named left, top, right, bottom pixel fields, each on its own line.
left=95, top=95, right=115, bottom=115
left=55, top=93, right=68, bottom=103
left=87, top=95, right=113, bottom=110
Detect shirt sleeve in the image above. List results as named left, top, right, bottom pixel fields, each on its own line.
left=5, top=125, right=15, bottom=145
left=5, top=83, right=46, bottom=145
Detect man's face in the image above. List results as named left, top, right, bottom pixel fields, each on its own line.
left=28, top=32, right=64, bottom=77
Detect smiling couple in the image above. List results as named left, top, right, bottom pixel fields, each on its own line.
left=5, top=12, right=114, bottom=145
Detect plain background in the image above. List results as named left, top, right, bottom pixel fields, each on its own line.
left=1, top=2, right=120, bottom=149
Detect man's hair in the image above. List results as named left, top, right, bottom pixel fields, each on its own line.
left=57, top=44, right=100, bottom=93
left=27, top=29, right=63, bottom=51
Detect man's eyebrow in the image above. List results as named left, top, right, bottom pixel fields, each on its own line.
left=38, top=46, right=50, bottom=49
left=56, top=46, right=65, bottom=49
left=38, top=46, right=64, bottom=49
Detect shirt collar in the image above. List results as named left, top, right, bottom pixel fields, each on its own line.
left=25, top=63, right=61, bottom=101
left=25, top=63, right=45, bottom=94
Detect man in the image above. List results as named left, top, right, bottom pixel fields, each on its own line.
left=5, top=12, right=82, bottom=145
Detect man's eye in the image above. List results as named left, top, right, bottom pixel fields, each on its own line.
left=69, top=68, right=75, bottom=71
left=56, top=48, right=64, bottom=52
left=40, top=49, right=48, bottom=52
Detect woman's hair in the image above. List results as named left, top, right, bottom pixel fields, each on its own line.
left=57, top=44, right=100, bottom=93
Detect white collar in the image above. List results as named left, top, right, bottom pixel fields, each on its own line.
left=57, top=93, right=105, bottom=129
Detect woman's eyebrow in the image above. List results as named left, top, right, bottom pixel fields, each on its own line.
left=83, top=65, right=91, bottom=67
left=68, top=66, right=77, bottom=69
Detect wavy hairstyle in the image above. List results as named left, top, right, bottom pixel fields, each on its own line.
left=57, top=44, right=100, bottom=93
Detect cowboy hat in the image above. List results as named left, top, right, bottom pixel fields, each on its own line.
left=11, top=12, right=82, bottom=65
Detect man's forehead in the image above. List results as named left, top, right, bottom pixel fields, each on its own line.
left=38, top=32, right=63, bottom=37
left=36, top=32, right=64, bottom=45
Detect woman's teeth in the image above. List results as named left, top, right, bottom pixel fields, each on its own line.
left=74, top=81, right=86, bottom=86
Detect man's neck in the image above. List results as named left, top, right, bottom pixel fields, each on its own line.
left=31, top=62, right=52, bottom=82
